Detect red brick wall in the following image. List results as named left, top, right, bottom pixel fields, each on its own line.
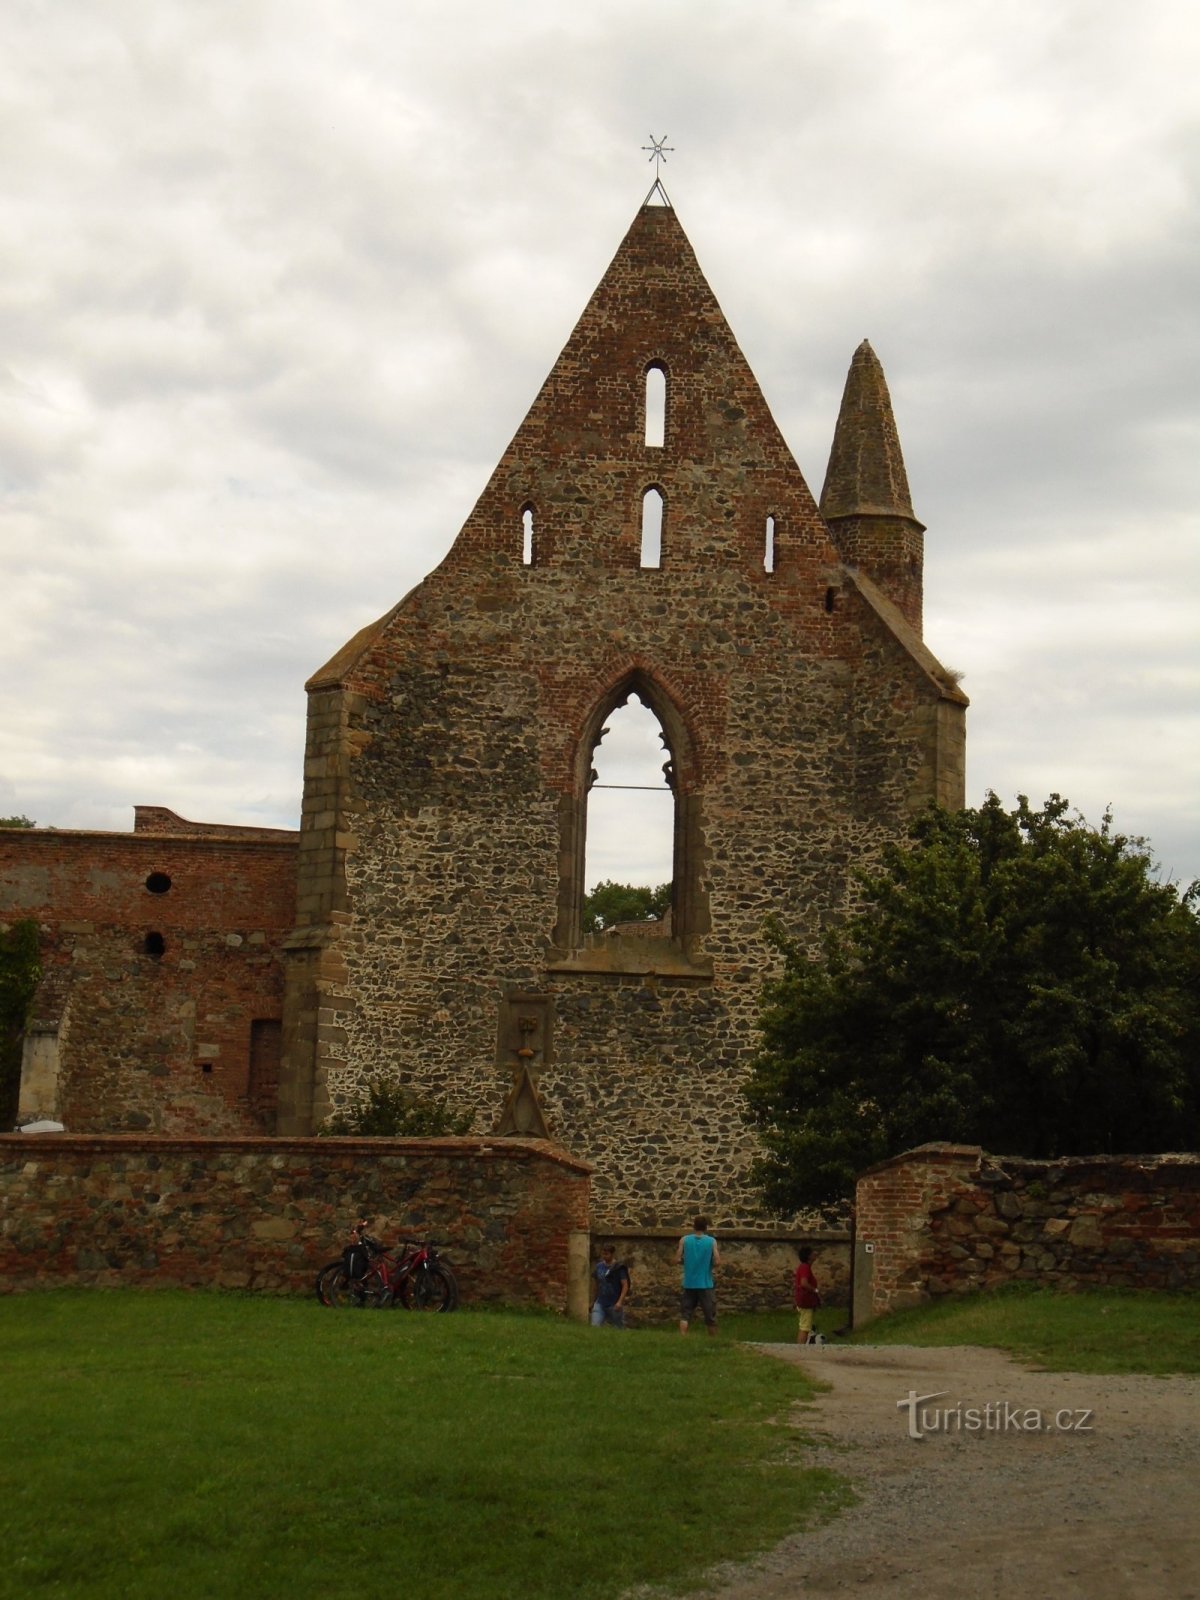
left=1, top=829, right=296, bottom=1134
left=133, top=806, right=297, bottom=841
left=0, top=1134, right=590, bottom=1310
left=855, top=1144, right=1200, bottom=1320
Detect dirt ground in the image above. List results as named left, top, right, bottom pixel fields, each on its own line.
left=682, top=1342, right=1200, bottom=1600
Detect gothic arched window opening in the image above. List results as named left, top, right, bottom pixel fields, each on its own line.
left=583, top=693, right=674, bottom=918
left=554, top=671, right=709, bottom=958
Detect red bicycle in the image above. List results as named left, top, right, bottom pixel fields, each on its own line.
left=315, top=1223, right=458, bottom=1312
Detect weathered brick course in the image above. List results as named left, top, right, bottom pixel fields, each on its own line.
left=1, top=828, right=296, bottom=1133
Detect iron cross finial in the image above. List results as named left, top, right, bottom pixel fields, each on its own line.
left=642, top=135, right=674, bottom=175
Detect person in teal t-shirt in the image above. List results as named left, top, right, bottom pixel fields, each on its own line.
left=676, top=1215, right=720, bottom=1336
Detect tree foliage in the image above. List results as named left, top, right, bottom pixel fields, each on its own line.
left=582, top=880, right=671, bottom=934
left=744, top=795, right=1200, bottom=1217
left=319, top=1078, right=473, bottom=1138
left=0, top=816, right=35, bottom=829
left=1, top=920, right=41, bottom=1128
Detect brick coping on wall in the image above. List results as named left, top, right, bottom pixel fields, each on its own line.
left=857, top=1142, right=989, bottom=1178
left=0, top=1132, right=594, bottom=1175
left=858, top=1142, right=1200, bottom=1181
left=0, top=828, right=298, bottom=855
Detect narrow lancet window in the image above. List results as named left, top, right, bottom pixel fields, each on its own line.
left=640, top=487, right=663, bottom=569
left=522, top=506, right=535, bottom=566
left=644, top=364, right=666, bottom=448
left=764, top=515, right=776, bottom=574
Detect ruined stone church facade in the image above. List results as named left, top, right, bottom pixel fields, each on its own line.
left=5, top=198, right=965, bottom=1231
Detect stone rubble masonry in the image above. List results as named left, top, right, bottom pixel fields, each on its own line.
left=820, top=339, right=926, bottom=633
left=595, top=1227, right=850, bottom=1324
left=0, top=1134, right=591, bottom=1312
left=1, top=827, right=297, bottom=1134
left=855, top=1144, right=1200, bottom=1321
left=277, top=199, right=968, bottom=1234
left=2, top=199, right=967, bottom=1247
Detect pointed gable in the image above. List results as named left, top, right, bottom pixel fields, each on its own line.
left=446, top=201, right=837, bottom=575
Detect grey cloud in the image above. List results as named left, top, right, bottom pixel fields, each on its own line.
left=1, top=0, right=1196, bottom=891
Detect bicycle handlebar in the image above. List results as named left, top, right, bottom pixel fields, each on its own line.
left=350, top=1230, right=450, bottom=1256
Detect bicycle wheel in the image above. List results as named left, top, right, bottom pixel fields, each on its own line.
left=328, top=1268, right=391, bottom=1309
left=437, top=1263, right=460, bottom=1310
left=418, top=1248, right=459, bottom=1310
left=315, top=1261, right=345, bottom=1306
left=400, top=1264, right=456, bottom=1312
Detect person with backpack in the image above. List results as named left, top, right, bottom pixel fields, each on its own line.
left=590, top=1242, right=631, bottom=1327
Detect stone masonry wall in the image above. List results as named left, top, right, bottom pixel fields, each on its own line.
left=855, top=1144, right=1200, bottom=1321
left=0, top=1134, right=590, bottom=1311
left=596, top=1227, right=850, bottom=1325
left=280, top=204, right=967, bottom=1235
left=1, top=829, right=296, bottom=1134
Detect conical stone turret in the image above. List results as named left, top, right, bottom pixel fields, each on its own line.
left=821, top=340, right=925, bottom=632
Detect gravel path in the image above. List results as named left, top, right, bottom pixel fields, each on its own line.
left=675, top=1343, right=1200, bottom=1600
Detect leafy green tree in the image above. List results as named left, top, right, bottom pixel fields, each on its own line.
left=744, top=795, right=1200, bottom=1217
left=0, top=817, right=35, bottom=829
left=582, top=880, right=672, bottom=934
left=320, top=1078, right=473, bottom=1137
left=1, top=920, right=41, bottom=1128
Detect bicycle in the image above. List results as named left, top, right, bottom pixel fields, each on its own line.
left=396, top=1239, right=458, bottom=1312
left=315, top=1224, right=458, bottom=1312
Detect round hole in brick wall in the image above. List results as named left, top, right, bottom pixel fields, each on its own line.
left=144, top=932, right=165, bottom=958
left=145, top=872, right=172, bottom=894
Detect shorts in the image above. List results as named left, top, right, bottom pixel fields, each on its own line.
left=796, top=1306, right=814, bottom=1334
left=679, top=1287, right=717, bottom=1326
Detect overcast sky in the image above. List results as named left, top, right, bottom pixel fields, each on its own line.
left=2, top=0, right=1197, bottom=893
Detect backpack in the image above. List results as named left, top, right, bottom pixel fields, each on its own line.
left=343, top=1243, right=372, bottom=1280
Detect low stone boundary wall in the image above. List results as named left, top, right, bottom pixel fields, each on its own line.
left=854, top=1143, right=1200, bottom=1323
left=0, top=1134, right=591, bottom=1312
left=593, top=1228, right=850, bottom=1324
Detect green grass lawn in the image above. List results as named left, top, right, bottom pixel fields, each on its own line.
left=845, top=1284, right=1200, bottom=1375
left=0, top=1293, right=847, bottom=1600
left=719, top=1289, right=1200, bottom=1378
left=705, top=1306, right=846, bottom=1345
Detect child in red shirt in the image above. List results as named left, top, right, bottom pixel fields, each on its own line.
left=794, top=1246, right=820, bottom=1345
